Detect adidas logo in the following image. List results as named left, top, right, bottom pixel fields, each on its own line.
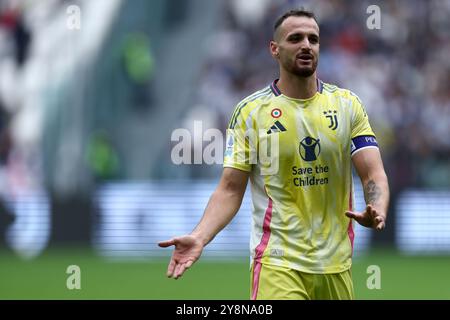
left=267, top=121, right=287, bottom=134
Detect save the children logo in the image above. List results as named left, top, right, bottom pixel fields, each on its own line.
left=299, top=137, right=321, bottom=161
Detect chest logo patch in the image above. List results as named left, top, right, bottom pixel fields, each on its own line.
left=271, top=108, right=282, bottom=118
left=267, top=121, right=287, bottom=134
left=324, top=110, right=338, bottom=130
left=299, top=137, right=321, bottom=161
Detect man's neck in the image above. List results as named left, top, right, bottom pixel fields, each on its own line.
left=277, top=72, right=318, bottom=99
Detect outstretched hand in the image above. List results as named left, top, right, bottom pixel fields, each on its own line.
left=345, top=204, right=386, bottom=231
left=158, top=235, right=204, bottom=279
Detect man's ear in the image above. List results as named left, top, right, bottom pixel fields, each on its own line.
left=270, top=41, right=279, bottom=58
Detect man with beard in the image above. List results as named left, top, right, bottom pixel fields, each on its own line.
left=159, top=9, right=390, bottom=300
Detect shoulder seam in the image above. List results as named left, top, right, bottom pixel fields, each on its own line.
left=348, top=90, right=363, bottom=105
left=229, top=87, right=271, bottom=125
left=323, top=83, right=338, bottom=93
left=229, top=87, right=272, bottom=129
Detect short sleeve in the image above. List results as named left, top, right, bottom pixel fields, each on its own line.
left=350, top=93, right=375, bottom=138
left=223, top=105, right=256, bottom=172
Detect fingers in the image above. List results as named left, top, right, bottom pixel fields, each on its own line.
left=167, top=259, right=195, bottom=280
left=368, top=206, right=386, bottom=230
left=160, top=239, right=181, bottom=278
left=174, top=262, right=187, bottom=280
left=166, top=259, right=176, bottom=278
left=366, top=205, right=377, bottom=224
left=375, top=216, right=385, bottom=231
left=376, top=221, right=385, bottom=231
left=347, top=206, right=386, bottom=230
left=178, top=264, right=188, bottom=279
left=173, top=259, right=195, bottom=279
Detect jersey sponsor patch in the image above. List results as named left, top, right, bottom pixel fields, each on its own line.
left=351, top=135, right=379, bottom=155
left=225, top=132, right=234, bottom=157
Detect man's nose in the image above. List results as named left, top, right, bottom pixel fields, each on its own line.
left=301, top=39, right=312, bottom=49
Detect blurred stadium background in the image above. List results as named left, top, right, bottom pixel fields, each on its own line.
left=0, top=0, right=450, bottom=299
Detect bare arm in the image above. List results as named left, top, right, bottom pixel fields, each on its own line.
left=346, top=148, right=390, bottom=230
left=158, top=167, right=249, bottom=278
left=191, top=167, right=250, bottom=245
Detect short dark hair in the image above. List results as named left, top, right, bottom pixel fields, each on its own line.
left=274, top=9, right=319, bottom=32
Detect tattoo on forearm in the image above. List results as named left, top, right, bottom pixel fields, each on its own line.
left=364, top=180, right=381, bottom=205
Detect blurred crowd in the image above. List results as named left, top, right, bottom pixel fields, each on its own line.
left=192, top=0, right=450, bottom=192
left=0, top=0, right=449, bottom=194
left=0, top=0, right=40, bottom=197
left=0, top=0, right=124, bottom=195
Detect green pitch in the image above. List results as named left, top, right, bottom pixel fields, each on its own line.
left=1, top=248, right=449, bottom=300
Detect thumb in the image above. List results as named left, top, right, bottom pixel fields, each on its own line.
left=158, top=239, right=176, bottom=248
left=345, top=211, right=357, bottom=219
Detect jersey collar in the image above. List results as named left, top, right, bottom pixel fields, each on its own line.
left=270, top=78, right=324, bottom=97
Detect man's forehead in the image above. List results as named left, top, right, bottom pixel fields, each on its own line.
left=279, top=16, right=320, bottom=37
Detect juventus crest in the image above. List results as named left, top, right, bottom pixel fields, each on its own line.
left=324, top=110, right=338, bottom=130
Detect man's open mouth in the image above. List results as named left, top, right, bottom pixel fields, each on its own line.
left=297, top=54, right=313, bottom=61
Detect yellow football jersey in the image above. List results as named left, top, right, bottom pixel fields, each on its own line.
left=224, top=79, right=377, bottom=273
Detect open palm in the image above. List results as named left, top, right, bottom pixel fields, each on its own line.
left=345, top=204, right=386, bottom=231
left=158, top=235, right=204, bottom=279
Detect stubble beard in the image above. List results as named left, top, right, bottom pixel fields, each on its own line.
left=291, top=59, right=318, bottom=78
left=280, top=54, right=318, bottom=78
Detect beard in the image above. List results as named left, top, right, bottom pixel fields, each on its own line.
left=281, top=55, right=318, bottom=78
left=292, top=64, right=317, bottom=77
